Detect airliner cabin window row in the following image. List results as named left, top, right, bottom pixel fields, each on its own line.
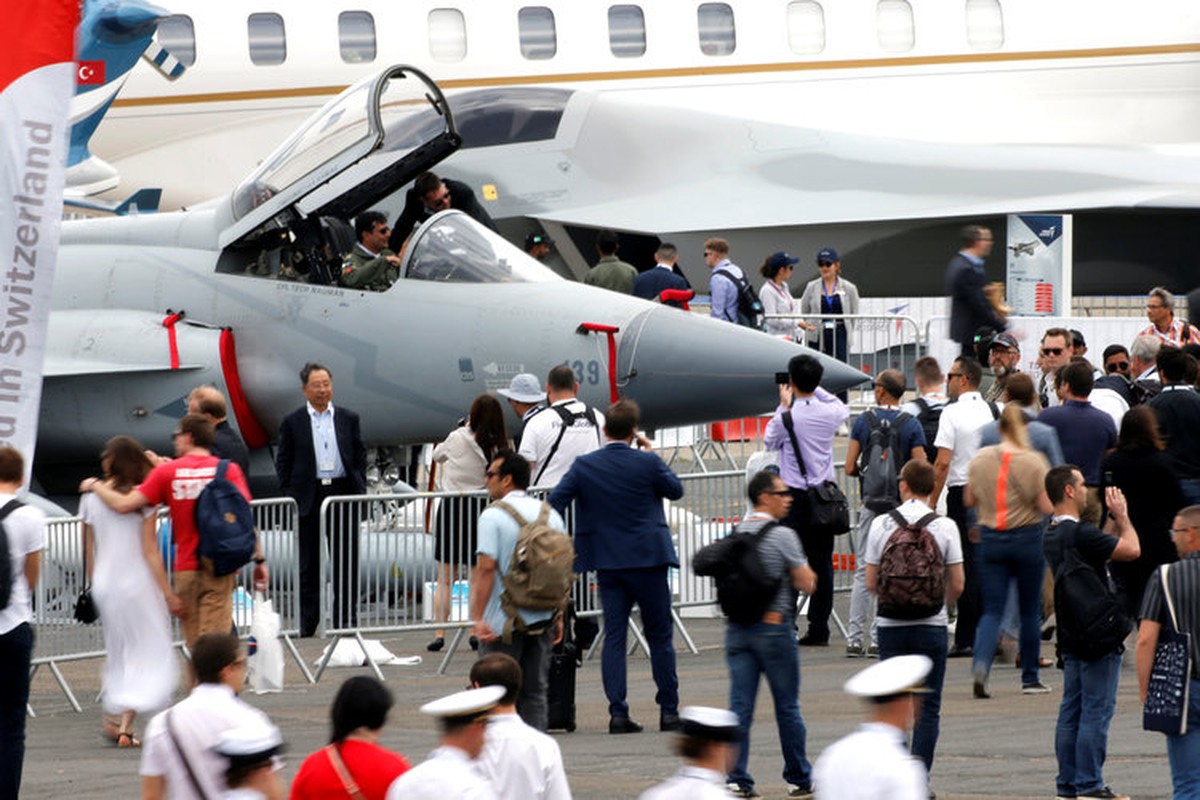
left=608, top=5, right=647, bottom=58
left=876, top=0, right=915, bottom=53
left=338, top=11, right=376, bottom=64
left=966, top=0, right=1004, bottom=49
left=786, top=1, right=826, bottom=54
left=248, top=13, right=286, bottom=65
left=698, top=3, right=736, bottom=56
left=518, top=6, right=557, bottom=60
left=429, top=8, right=468, bottom=62
left=157, top=15, right=197, bottom=67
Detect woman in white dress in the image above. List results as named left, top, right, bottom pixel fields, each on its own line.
left=81, top=436, right=180, bottom=747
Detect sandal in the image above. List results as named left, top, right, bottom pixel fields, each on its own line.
left=117, top=731, right=141, bottom=749
left=1014, top=654, right=1054, bottom=669
left=101, top=715, right=121, bottom=742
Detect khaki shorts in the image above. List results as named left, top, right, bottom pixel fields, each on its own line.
left=174, top=567, right=236, bottom=647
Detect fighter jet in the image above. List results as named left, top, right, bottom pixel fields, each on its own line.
left=1008, top=241, right=1038, bottom=257
left=39, top=65, right=867, bottom=493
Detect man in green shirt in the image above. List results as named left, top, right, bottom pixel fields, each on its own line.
left=583, top=229, right=637, bottom=294
left=339, top=210, right=401, bottom=291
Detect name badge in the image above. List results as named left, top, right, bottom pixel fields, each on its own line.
left=824, top=320, right=835, bottom=329
left=320, top=458, right=335, bottom=472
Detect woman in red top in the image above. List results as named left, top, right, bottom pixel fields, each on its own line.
left=290, top=677, right=411, bottom=799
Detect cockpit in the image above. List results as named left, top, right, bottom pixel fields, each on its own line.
left=217, top=65, right=560, bottom=290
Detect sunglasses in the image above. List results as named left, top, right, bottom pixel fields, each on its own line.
left=765, top=489, right=792, bottom=496
left=1041, top=347, right=1064, bottom=356
left=947, top=372, right=963, bottom=379
left=1106, top=362, right=1130, bottom=372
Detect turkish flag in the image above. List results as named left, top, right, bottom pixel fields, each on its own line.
left=76, top=59, right=105, bottom=85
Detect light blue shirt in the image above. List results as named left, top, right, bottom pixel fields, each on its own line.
left=709, top=258, right=743, bottom=322
left=477, top=490, right=565, bottom=636
left=307, top=402, right=346, bottom=480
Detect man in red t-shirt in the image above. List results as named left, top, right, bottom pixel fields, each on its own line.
left=83, top=414, right=266, bottom=645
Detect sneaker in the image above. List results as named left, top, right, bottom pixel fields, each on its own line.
left=867, top=644, right=880, bottom=658
left=845, top=643, right=865, bottom=658
left=1078, top=788, right=1129, bottom=800
left=726, top=783, right=761, bottom=798
left=787, top=785, right=814, bottom=799
left=1021, top=681, right=1053, bottom=695
left=972, top=667, right=990, bottom=699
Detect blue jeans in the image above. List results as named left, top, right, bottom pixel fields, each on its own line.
left=597, top=567, right=678, bottom=719
left=0, top=622, right=33, bottom=799
left=1167, top=679, right=1200, bottom=799
left=878, top=624, right=948, bottom=773
left=726, top=621, right=812, bottom=790
left=1055, top=651, right=1121, bottom=796
left=973, top=524, right=1045, bottom=686
left=479, top=624, right=555, bottom=731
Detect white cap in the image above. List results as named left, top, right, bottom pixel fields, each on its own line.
left=214, top=720, right=284, bottom=765
left=497, top=373, right=546, bottom=404
left=843, top=655, right=933, bottom=700
left=679, top=706, right=739, bottom=742
left=419, top=685, right=506, bottom=721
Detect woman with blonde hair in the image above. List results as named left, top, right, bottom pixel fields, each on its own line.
left=80, top=435, right=180, bottom=747
left=965, top=404, right=1053, bottom=698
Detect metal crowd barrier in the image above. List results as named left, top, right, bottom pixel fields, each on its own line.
left=309, top=466, right=863, bottom=681
left=30, top=497, right=308, bottom=713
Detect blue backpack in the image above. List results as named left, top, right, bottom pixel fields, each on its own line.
left=194, top=460, right=256, bottom=576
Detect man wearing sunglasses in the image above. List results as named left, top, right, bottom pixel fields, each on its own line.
left=388, top=171, right=497, bottom=252
left=1036, top=328, right=1073, bottom=409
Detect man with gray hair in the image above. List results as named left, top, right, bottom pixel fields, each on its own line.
left=1130, top=334, right=1163, bottom=404
left=1141, top=286, right=1200, bottom=349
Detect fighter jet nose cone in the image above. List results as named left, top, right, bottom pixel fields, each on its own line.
left=618, top=308, right=868, bottom=428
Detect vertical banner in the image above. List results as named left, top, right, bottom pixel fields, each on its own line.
left=0, top=0, right=80, bottom=480
left=1006, top=213, right=1073, bottom=317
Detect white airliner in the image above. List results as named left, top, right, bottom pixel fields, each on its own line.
left=88, top=0, right=1200, bottom=294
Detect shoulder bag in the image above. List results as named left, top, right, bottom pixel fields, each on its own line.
left=74, top=522, right=99, bottom=624
left=1143, top=564, right=1192, bottom=735
left=780, top=409, right=849, bottom=536
left=324, top=743, right=367, bottom=799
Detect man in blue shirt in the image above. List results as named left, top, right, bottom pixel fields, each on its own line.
left=1040, top=361, right=1117, bottom=524
left=843, top=369, right=927, bottom=656
left=704, top=237, right=744, bottom=324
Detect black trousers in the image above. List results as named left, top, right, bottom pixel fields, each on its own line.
left=0, top=622, right=33, bottom=798
left=298, top=478, right=360, bottom=635
left=947, top=485, right=980, bottom=650
left=788, top=488, right=834, bottom=639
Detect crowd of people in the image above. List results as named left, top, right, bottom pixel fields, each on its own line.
left=6, top=216, right=1200, bottom=799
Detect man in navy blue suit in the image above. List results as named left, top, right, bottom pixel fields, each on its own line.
left=632, top=243, right=691, bottom=308
left=275, top=363, right=367, bottom=636
left=945, top=225, right=1004, bottom=359
left=549, top=399, right=684, bottom=734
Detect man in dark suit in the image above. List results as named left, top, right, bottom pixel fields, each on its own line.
left=945, top=225, right=1004, bottom=358
left=388, top=171, right=497, bottom=251
left=632, top=243, right=691, bottom=307
left=188, top=385, right=251, bottom=476
left=275, top=363, right=367, bottom=636
left=549, top=399, right=684, bottom=734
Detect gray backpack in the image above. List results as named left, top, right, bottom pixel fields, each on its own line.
left=859, top=410, right=910, bottom=513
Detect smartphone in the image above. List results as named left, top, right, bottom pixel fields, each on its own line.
left=1104, top=470, right=1113, bottom=485
left=775, top=371, right=790, bottom=385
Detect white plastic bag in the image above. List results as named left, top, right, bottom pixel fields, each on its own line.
left=248, top=592, right=284, bottom=694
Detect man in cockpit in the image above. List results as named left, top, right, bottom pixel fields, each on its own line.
left=340, top=211, right=402, bottom=291
left=388, top=171, right=497, bottom=252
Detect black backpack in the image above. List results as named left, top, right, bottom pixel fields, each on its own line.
left=0, top=499, right=21, bottom=610
left=712, top=268, right=764, bottom=329
left=532, top=404, right=601, bottom=485
left=693, top=522, right=783, bottom=625
left=876, top=510, right=945, bottom=620
left=859, top=410, right=911, bottom=513
left=912, top=398, right=943, bottom=464
left=194, top=460, right=257, bottom=577
left=1052, top=521, right=1132, bottom=661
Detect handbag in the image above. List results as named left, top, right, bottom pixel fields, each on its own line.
left=74, top=527, right=99, bottom=625
left=1143, top=564, right=1192, bottom=735
left=780, top=409, right=849, bottom=535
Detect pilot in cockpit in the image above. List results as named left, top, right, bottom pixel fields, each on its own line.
left=339, top=210, right=402, bottom=291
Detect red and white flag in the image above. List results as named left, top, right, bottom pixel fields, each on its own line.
left=0, top=0, right=79, bottom=478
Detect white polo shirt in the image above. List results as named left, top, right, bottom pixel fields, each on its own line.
left=0, top=494, right=45, bottom=635
left=933, top=391, right=1000, bottom=488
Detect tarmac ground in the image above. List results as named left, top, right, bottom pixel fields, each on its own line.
left=21, top=596, right=1175, bottom=800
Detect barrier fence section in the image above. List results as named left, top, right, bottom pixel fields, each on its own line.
left=30, top=497, right=307, bottom=713
left=312, top=467, right=863, bottom=681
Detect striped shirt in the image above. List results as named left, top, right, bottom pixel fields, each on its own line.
left=1140, top=553, right=1200, bottom=680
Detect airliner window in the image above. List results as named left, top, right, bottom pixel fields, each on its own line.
left=429, top=8, right=468, bottom=62
left=698, top=4, right=735, bottom=56
left=157, top=16, right=196, bottom=67
left=965, top=0, right=1004, bottom=49
left=405, top=212, right=563, bottom=284
left=787, top=2, right=825, bottom=54
left=518, top=7, right=557, bottom=60
left=338, top=11, right=376, bottom=63
left=876, top=0, right=915, bottom=52
left=248, top=13, right=287, bottom=66
left=608, top=6, right=646, bottom=58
